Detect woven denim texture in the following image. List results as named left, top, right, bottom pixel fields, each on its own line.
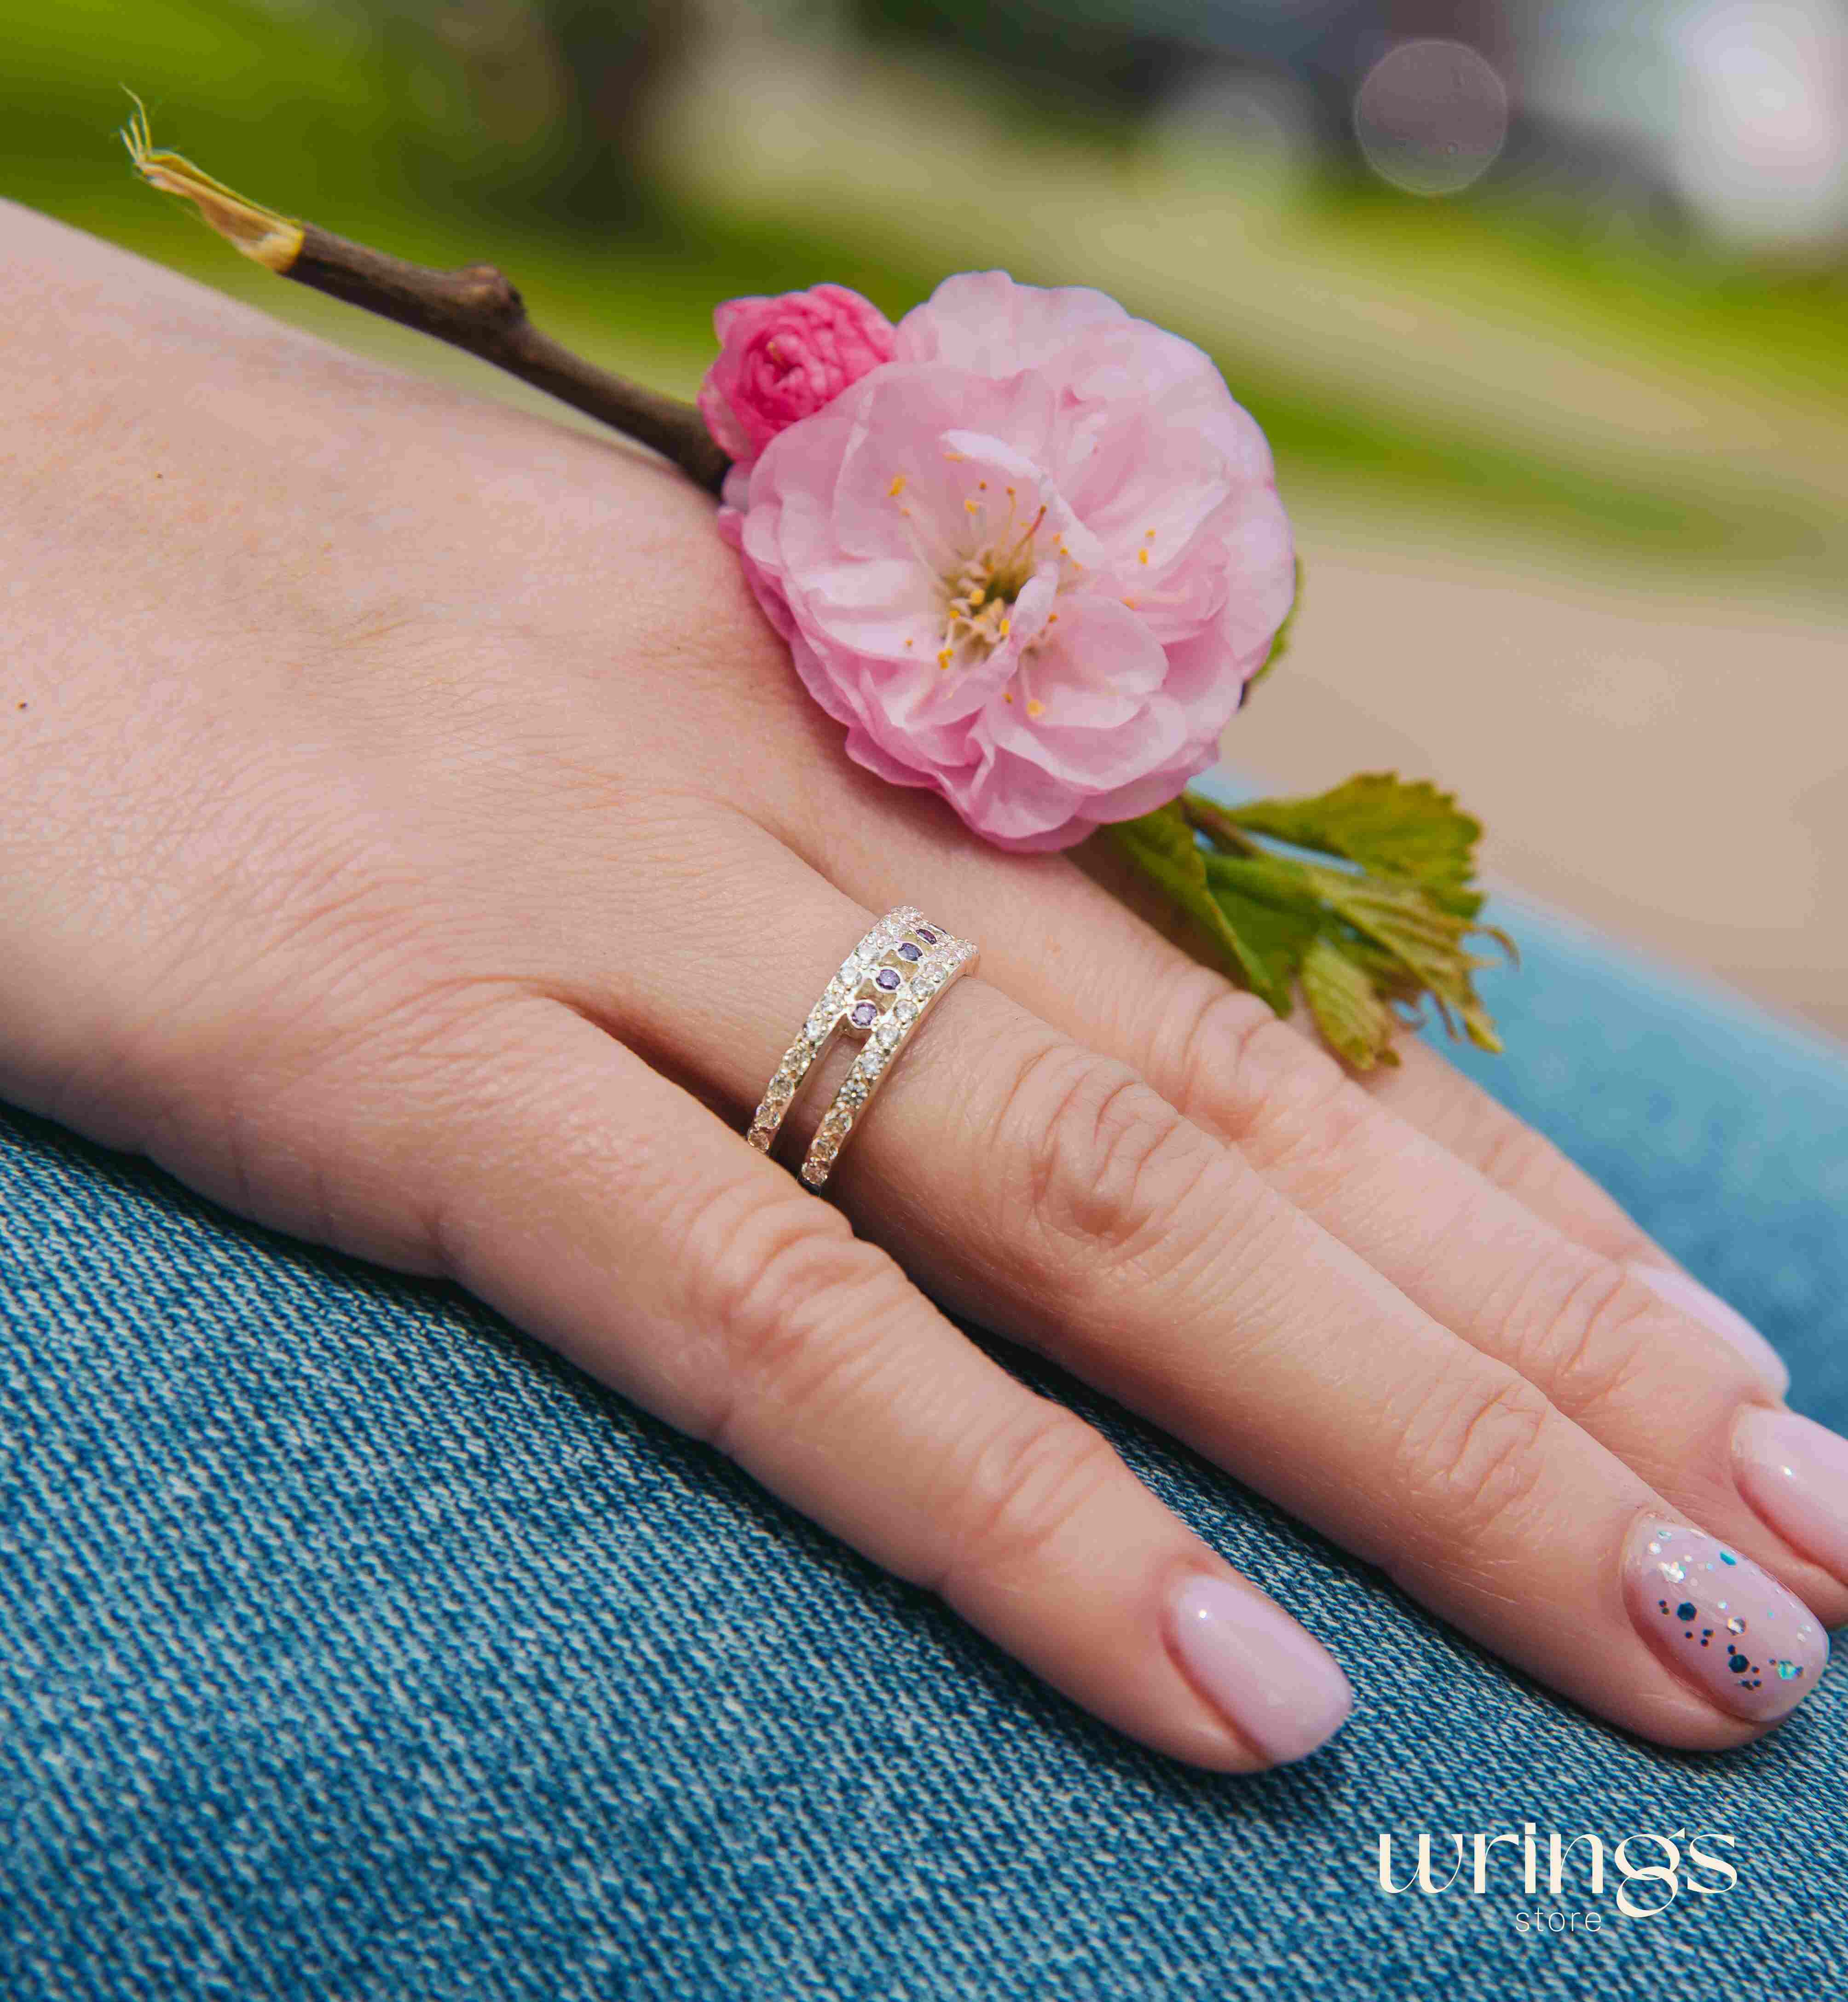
left=2, top=898, right=1844, bottom=2000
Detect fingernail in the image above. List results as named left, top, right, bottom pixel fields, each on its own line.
left=1623, top=1517, right=1828, bottom=1724
left=1630, top=1264, right=1790, bottom=1396
left=1166, top=1574, right=1352, bottom=1765
left=1735, top=1407, right=1848, bottom=1582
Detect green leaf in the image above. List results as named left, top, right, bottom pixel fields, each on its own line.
left=1104, top=803, right=1294, bottom=1014
left=1308, top=868, right=1510, bottom=1053
left=1300, top=935, right=1402, bottom=1070
left=1201, top=851, right=1323, bottom=994
left=1104, top=764, right=1509, bottom=1070
left=1223, top=772, right=1483, bottom=915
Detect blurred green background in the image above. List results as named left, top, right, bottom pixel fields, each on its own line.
left=7, top=0, right=1847, bottom=1033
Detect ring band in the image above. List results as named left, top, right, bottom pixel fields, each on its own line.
left=749, top=907, right=978, bottom=1189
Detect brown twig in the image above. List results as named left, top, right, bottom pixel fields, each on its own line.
left=122, top=101, right=730, bottom=494
left=1178, top=791, right=1262, bottom=856
left=287, top=226, right=729, bottom=489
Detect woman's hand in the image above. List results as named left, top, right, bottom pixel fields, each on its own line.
left=6, top=203, right=1840, bottom=1769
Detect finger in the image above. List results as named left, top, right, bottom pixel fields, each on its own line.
left=788, top=791, right=1843, bottom=1624
left=536, top=826, right=1829, bottom=1747
left=782, top=770, right=1784, bottom=1389
left=1345, top=1035, right=1790, bottom=1394
left=364, top=991, right=1352, bottom=1771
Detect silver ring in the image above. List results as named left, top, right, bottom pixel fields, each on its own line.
left=748, top=907, right=978, bottom=1188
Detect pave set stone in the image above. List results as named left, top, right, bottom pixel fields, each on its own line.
left=746, top=906, right=977, bottom=1188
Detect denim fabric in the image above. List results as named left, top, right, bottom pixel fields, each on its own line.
left=2, top=898, right=1844, bottom=2001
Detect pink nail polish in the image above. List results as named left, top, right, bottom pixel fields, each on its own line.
left=1629, top=1264, right=1790, bottom=1395
left=1166, top=1574, right=1352, bottom=1765
left=1736, top=1408, right=1848, bottom=1582
left=1623, top=1517, right=1828, bottom=1724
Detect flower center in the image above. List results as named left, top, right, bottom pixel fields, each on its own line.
left=937, top=505, right=1045, bottom=665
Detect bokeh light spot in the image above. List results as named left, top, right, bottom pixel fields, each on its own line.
left=1354, top=39, right=1509, bottom=197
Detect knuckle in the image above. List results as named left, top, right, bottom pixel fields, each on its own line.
left=1393, top=1367, right=1561, bottom=1551
left=1186, top=985, right=1309, bottom=1132
left=935, top=1404, right=1124, bottom=1599
left=1502, top=1258, right=1663, bottom=1415
left=687, top=1180, right=905, bottom=1444
left=1177, top=984, right=1372, bottom=1171
left=1473, top=1113, right=1568, bottom=1198
left=1161, top=972, right=1276, bottom=1110
left=1002, top=1034, right=1215, bottom=1270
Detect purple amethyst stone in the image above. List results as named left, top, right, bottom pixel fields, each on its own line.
left=897, top=942, right=923, bottom=962
left=875, top=967, right=902, bottom=991
left=915, top=928, right=938, bottom=944
left=850, top=1000, right=878, bottom=1028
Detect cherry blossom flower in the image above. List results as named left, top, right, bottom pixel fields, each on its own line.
left=719, top=271, right=1295, bottom=851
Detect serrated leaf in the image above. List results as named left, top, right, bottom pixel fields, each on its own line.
left=1310, top=869, right=1508, bottom=1053
left=1224, top=772, right=1482, bottom=913
left=1107, top=764, right=1507, bottom=1070
left=1104, top=804, right=1293, bottom=1013
left=1300, top=935, right=1402, bottom=1070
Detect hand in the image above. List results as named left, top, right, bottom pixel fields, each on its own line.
left=6, top=204, right=1839, bottom=1769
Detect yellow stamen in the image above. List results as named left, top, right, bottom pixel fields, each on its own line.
left=1138, top=548, right=1149, bottom=565
left=1003, top=690, right=1014, bottom=704
left=964, top=499, right=980, bottom=515
left=889, top=474, right=907, bottom=497
left=1027, top=699, right=1045, bottom=719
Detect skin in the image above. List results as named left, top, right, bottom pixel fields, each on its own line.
left=4, top=203, right=1842, bottom=1770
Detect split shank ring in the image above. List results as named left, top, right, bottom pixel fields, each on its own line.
left=748, top=907, right=978, bottom=1189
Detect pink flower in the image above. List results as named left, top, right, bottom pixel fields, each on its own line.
left=723, top=271, right=1296, bottom=851
left=697, top=284, right=896, bottom=465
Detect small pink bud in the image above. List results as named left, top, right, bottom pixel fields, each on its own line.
left=697, top=284, right=896, bottom=465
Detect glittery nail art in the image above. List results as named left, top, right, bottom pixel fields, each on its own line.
left=1623, top=1518, right=1829, bottom=1724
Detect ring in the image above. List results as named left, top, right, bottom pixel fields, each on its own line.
left=749, top=906, right=978, bottom=1189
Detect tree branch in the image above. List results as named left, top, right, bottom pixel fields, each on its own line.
left=286, top=226, right=729, bottom=489
left=122, top=103, right=730, bottom=494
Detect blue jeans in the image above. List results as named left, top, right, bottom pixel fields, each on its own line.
left=2, top=895, right=1843, bottom=1999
